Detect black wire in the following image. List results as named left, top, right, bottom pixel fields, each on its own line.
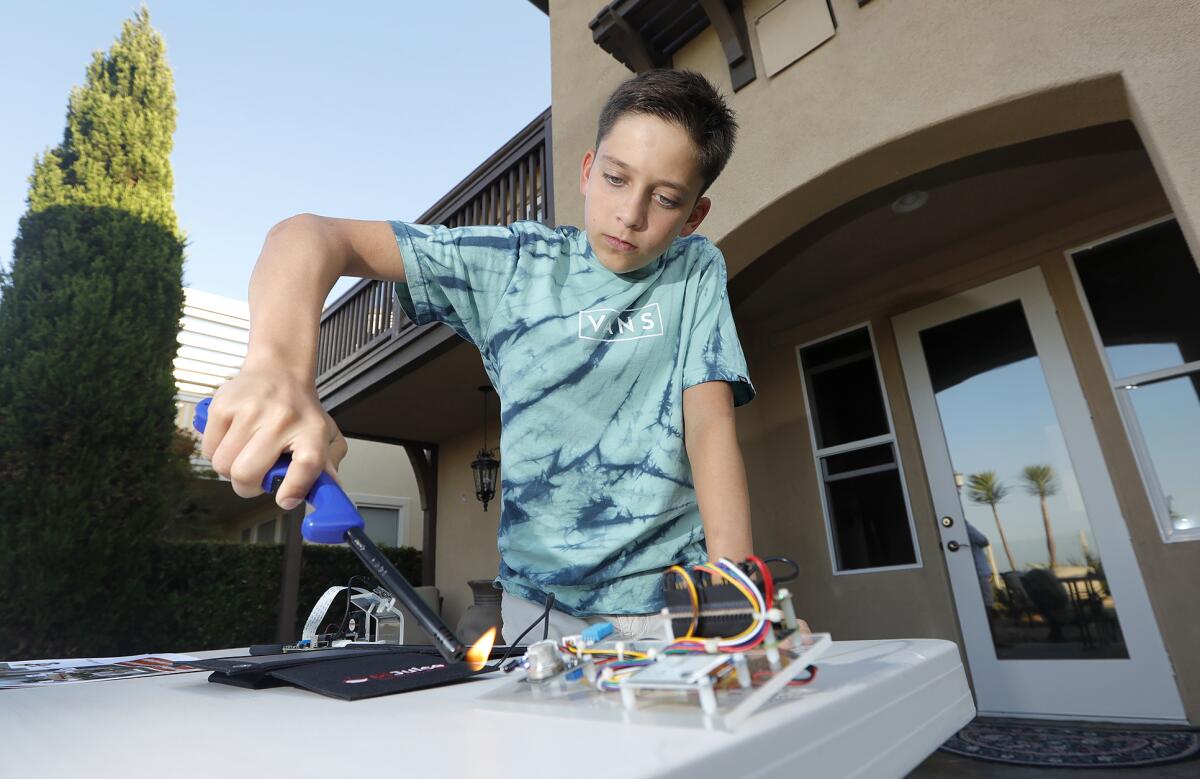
left=338, top=575, right=371, bottom=638
left=541, top=592, right=555, bottom=640
left=763, top=557, right=800, bottom=583
left=493, top=592, right=557, bottom=667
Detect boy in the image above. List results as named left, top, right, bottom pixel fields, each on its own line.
left=202, top=69, right=755, bottom=644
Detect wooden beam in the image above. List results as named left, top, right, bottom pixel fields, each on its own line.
left=405, top=443, right=439, bottom=587
left=699, top=0, right=756, bottom=91
left=592, top=5, right=668, bottom=72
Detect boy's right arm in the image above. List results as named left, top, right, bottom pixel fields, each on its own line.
left=201, top=213, right=404, bottom=509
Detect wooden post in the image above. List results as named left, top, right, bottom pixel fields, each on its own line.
left=275, top=505, right=304, bottom=643
left=405, top=444, right=439, bottom=587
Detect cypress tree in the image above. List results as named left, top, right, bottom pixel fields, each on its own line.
left=0, top=7, right=186, bottom=659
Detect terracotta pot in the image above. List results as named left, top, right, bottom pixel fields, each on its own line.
left=456, top=578, right=503, bottom=644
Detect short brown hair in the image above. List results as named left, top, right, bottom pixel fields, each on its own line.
left=595, top=69, right=738, bottom=196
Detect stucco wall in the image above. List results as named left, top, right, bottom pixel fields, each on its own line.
left=550, top=0, right=1200, bottom=266
left=432, top=427, right=503, bottom=630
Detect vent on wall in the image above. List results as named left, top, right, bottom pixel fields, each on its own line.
left=754, top=0, right=837, bottom=78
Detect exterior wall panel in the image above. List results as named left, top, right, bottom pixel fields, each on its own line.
left=433, top=428, right=504, bottom=630
left=550, top=0, right=1200, bottom=266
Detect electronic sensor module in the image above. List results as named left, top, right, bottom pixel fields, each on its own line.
left=482, top=556, right=831, bottom=730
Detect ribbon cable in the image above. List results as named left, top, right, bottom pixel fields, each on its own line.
left=301, top=585, right=378, bottom=643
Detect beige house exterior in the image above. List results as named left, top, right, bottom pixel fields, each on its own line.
left=316, top=0, right=1200, bottom=724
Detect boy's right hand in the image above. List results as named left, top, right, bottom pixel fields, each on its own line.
left=200, top=364, right=348, bottom=510
left=201, top=213, right=401, bottom=508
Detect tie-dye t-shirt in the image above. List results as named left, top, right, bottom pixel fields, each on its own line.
left=391, top=220, right=754, bottom=616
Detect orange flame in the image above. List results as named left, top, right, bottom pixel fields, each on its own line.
left=465, top=627, right=496, bottom=671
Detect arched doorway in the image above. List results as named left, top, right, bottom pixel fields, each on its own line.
left=730, top=120, right=1190, bottom=721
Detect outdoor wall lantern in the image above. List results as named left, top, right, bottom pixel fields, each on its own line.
left=471, top=385, right=500, bottom=511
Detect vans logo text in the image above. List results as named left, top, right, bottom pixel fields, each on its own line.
left=578, top=303, right=664, bottom=341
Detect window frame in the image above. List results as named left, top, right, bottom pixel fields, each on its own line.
left=1066, top=213, right=1200, bottom=543
left=348, top=492, right=412, bottom=548
left=254, top=518, right=278, bottom=545
left=795, top=322, right=922, bottom=574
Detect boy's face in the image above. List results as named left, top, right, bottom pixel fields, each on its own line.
left=579, top=113, right=711, bottom=274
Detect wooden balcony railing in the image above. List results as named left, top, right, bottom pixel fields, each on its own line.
left=316, top=108, right=553, bottom=387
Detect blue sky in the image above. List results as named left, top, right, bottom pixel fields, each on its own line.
left=0, top=1, right=551, bottom=303
left=938, top=356, right=1096, bottom=570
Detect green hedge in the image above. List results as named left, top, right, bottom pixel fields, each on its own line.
left=152, top=541, right=421, bottom=653
left=0, top=541, right=420, bottom=659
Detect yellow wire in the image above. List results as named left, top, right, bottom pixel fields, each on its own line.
left=692, top=562, right=764, bottom=645
left=668, top=564, right=700, bottom=637
left=695, top=563, right=757, bottom=609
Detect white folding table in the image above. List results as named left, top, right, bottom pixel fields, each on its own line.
left=1, top=638, right=973, bottom=779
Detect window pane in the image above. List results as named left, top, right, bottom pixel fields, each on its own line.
left=824, top=466, right=915, bottom=570
left=824, top=443, right=895, bottom=476
left=801, top=326, right=872, bottom=369
left=801, top=328, right=888, bottom=448
left=921, top=300, right=1127, bottom=659
left=1074, top=220, right=1200, bottom=379
left=1123, top=372, right=1200, bottom=532
left=254, top=519, right=276, bottom=545
left=360, top=506, right=399, bottom=547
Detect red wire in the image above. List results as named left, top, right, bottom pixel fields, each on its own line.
left=747, top=554, right=774, bottom=609
left=722, top=631, right=766, bottom=652
left=789, top=665, right=819, bottom=685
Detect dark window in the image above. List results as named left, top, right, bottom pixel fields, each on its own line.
left=1075, top=220, right=1200, bottom=379
left=255, top=519, right=277, bottom=545
left=1074, top=219, right=1200, bottom=539
left=802, top=329, right=890, bottom=448
left=825, top=455, right=914, bottom=569
left=800, top=328, right=918, bottom=571
left=360, top=505, right=401, bottom=547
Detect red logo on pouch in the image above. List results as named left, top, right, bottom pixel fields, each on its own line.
left=343, top=663, right=446, bottom=684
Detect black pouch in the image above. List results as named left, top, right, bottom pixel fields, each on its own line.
left=179, top=647, right=495, bottom=698
left=186, top=646, right=419, bottom=690
left=269, top=652, right=491, bottom=701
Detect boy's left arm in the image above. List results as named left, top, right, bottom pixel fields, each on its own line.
left=683, top=380, right=754, bottom=561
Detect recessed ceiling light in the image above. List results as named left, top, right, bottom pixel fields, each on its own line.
left=891, top=190, right=928, bottom=214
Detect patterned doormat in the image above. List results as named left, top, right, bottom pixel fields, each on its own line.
left=939, top=720, right=1200, bottom=768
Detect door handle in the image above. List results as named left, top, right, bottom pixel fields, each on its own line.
left=946, top=540, right=961, bottom=552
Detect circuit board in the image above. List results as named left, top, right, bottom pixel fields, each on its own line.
left=477, top=633, right=831, bottom=731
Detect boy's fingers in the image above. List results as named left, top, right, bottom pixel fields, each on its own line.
left=313, top=424, right=348, bottom=491
left=227, top=427, right=285, bottom=498
left=323, top=459, right=345, bottom=489
left=199, top=401, right=232, bottom=462
left=275, top=438, right=326, bottom=509
left=208, top=415, right=258, bottom=485
left=328, top=429, right=349, bottom=469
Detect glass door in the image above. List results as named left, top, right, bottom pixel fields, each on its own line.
left=893, top=267, right=1184, bottom=721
